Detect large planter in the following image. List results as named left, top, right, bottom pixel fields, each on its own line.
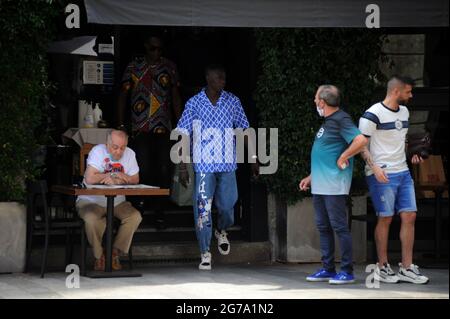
left=0, top=202, right=26, bottom=273
left=269, top=194, right=367, bottom=263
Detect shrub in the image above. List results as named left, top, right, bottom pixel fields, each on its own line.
left=0, top=0, right=59, bottom=201
left=255, top=28, right=386, bottom=204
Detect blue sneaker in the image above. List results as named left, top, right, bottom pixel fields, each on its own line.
left=329, top=271, right=355, bottom=284
left=306, top=269, right=337, bottom=282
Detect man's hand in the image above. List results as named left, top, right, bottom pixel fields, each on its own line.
left=100, top=175, right=117, bottom=185
left=179, top=169, right=190, bottom=188
left=299, top=175, right=311, bottom=191
left=411, top=154, right=424, bottom=165
left=337, top=155, right=349, bottom=170
left=115, top=172, right=131, bottom=184
left=373, top=165, right=389, bottom=183
left=251, top=162, right=260, bottom=179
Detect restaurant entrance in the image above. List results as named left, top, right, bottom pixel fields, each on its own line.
left=114, top=26, right=264, bottom=243
left=47, top=24, right=268, bottom=244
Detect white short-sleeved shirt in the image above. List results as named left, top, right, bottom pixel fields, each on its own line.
left=358, top=102, right=409, bottom=176
left=77, top=144, right=139, bottom=207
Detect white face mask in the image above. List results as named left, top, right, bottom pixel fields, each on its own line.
left=316, top=106, right=325, bottom=117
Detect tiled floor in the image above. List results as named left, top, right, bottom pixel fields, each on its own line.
left=0, top=262, right=448, bottom=299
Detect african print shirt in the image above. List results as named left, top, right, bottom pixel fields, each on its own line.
left=121, top=56, right=180, bottom=133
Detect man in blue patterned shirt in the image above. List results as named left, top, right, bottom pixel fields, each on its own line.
left=175, top=65, right=258, bottom=270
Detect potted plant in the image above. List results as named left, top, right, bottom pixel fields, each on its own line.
left=254, top=28, right=387, bottom=262
left=0, top=0, right=58, bottom=273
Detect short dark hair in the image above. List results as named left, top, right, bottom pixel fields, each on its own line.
left=387, top=75, right=415, bottom=93
left=205, top=64, right=226, bottom=76
left=389, top=75, right=415, bottom=87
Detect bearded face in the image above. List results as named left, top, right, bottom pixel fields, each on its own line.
left=397, top=84, right=413, bottom=105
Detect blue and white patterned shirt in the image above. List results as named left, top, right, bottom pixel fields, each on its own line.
left=176, top=88, right=250, bottom=173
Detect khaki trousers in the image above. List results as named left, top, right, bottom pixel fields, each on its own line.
left=77, top=201, right=142, bottom=259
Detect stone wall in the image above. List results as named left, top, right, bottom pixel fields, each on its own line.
left=268, top=195, right=367, bottom=263
left=0, top=202, right=26, bottom=273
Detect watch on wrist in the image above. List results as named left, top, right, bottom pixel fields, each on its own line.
left=110, top=172, right=118, bottom=178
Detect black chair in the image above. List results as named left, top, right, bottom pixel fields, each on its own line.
left=25, top=180, right=86, bottom=278
left=346, top=177, right=379, bottom=262
left=347, top=199, right=379, bottom=263
left=347, top=196, right=378, bottom=230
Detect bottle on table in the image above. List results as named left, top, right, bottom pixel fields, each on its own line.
left=93, top=103, right=103, bottom=128
left=83, top=102, right=94, bottom=128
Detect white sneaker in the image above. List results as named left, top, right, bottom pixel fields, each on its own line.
left=215, top=229, right=230, bottom=255
left=398, top=263, right=429, bottom=284
left=375, top=263, right=400, bottom=283
left=199, top=252, right=211, bottom=270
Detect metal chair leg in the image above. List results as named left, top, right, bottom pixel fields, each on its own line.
left=25, top=228, right=33, bottom=273
left=65, top=228, right=72, bottom=267
left=80, top=227, right=86, bottom=276
left=128, top=243, right=134, bottom=270
left=40, top=231, right=49, bottom=278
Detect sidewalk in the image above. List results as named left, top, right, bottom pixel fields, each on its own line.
left=0, top=262, right=448, bottom=299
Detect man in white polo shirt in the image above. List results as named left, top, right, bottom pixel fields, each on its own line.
left=76, top=130, right=142, bottom=271
left=359, top=76, right=429, bottom=284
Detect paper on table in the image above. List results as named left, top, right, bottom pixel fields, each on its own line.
left=84, top=183, right=160, bottom=189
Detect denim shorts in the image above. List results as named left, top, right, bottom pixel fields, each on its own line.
left=366, top=170, right=417, bottom=217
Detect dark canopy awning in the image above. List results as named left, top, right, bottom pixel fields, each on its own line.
left=84, top=0, right=448, bottom=28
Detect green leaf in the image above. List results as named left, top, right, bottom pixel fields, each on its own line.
left=255, top=28, right=386, bottom=204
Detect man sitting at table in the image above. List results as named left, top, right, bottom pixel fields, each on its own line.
left=76, top=130, right=142, bottom=271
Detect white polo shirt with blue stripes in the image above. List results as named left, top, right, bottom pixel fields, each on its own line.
left=359, top=102, right=410, bottom=176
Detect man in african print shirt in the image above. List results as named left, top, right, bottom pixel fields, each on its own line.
left=117, top=35, right=182, bottom=229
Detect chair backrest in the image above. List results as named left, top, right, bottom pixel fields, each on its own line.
left=79, top=143, right=95, bottom=175
left=27, top=180, right=50, bottom=227
left=28, top=179, right=83, bottom=229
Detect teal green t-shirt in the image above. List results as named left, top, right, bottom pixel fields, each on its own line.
left=311, top=109, right=361, bottom=195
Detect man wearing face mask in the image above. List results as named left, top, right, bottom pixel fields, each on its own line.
left=359, top=76, right=429, bottom=284
left=299, top=85, right=367, bottom=284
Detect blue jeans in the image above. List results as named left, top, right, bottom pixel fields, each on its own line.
left=193, top=171, right=238, bottom=254
left=313, top=195, right=353, bottom=274
left=366, top=170, right=417, bottom=217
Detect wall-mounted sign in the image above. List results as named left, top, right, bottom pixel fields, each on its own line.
left=83, top=61, right=114, bottom=85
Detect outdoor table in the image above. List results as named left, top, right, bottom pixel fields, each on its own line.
left=415, top=182, right=448, bottom=259
left=51, top=185, right=170, bottom=278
